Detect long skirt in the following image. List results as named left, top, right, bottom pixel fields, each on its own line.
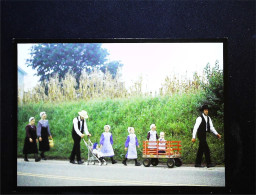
left=39, top=127, right=50, bottom=152
left=23, top=137, right=38, bottom=154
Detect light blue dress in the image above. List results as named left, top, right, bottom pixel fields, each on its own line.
left=100, top=132, right=114, bottom=157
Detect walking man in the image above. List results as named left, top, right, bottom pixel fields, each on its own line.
left=70, top=110, right=91, bottom=164
left=192, top=104, right=221, bottom=168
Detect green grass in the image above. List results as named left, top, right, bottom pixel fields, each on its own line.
left=18, top=91, right=224, bottom=164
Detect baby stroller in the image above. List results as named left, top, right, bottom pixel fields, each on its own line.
left=82, top=137, right=107, bottom=166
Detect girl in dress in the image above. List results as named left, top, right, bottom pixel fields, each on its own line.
left=158, top=132, right=166, bottom=153
left=37, top=112, right=53, bottom=160
left=122, top=127, right=141, bottom=166
left=100, top=125, right=117, bottom=164
left=23, top=117, right=41, bottom=162
left=147, top=124, right=159, bottom=149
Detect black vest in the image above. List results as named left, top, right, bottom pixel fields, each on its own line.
left=72, top=116, right=84, bottom=135
left=197, top=114, right=210, bottom=139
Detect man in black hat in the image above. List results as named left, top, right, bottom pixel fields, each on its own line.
left=192, top=104, right=221, bottom=168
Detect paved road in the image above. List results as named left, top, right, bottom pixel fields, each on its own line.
left=17, top=158, right=225, bottom=186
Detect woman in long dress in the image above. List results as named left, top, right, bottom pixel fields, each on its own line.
left=23, top=117, right=41, bottom=162
left=37, top=112, right=52, bottom=160
left=100, top=125, right=117, bottom=164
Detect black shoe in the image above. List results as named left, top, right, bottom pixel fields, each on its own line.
left=207, top=163, right=216, bottom=168
left=70, top=160, right=76, bottom=164
left=135, top=162, right=141, bottom=166
left=112, top=160, right=117, bottom=164
left=195, top=164, right=204, bottom=167
left=77, top=160, right=84, bottom=164
left=24, top=158, right=29, bottom=162
left=122, top=160, right=127, bottom=166
left=35, top=157, right=41, bottom=162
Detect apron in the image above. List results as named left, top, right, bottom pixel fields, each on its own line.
left=148, top=130, right=157, bottom=149
left=127, top=134, right=137, bottom=159
left=101, top=132, right=114, bottom=157
left=39, top=126, right=50, bottom=151
left=158, top=138, right=166, bottom=150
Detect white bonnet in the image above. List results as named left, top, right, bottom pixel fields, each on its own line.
left=150, top=124, right=156, bottom=130
left=127, top=127, right=134, bottom=133
left=29, top=117, right=35, bottom=123
left=40, top=112, right=46, bottom=118
left=160, top=132, right=165, bottom=136
left=104, top=125, right=111, bottom=130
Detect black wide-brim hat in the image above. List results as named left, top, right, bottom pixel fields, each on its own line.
left=200, top=104, right=209, bottom=111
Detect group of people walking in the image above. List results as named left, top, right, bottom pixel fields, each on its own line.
left=23, top=112, right=52, bottom=162
left=23, top=104, right=221, bottom=168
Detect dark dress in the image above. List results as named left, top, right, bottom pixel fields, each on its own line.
left=23, top=125, right=38, bottom=154
left=37, top=120, right=51, bottom=152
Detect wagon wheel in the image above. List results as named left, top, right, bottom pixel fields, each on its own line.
left=167, top=158, right=175, bottom=168
left=174, top=158, right=182, bottom=167
left=143, top=159, right=151, bottom=167
left=151, top=159, right=159, bottom=166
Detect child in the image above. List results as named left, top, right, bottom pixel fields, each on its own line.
left=92, top=142, right=105, bottom=164
left=122, top=127, right=141, bottom=166
left=100, top=125, right=117, bottom=164
left=158, top=132, right=166, bottom=153
left=147, top=124, right=159, bottom=149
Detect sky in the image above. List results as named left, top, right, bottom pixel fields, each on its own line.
left=18, top=43, right=223, bottom=93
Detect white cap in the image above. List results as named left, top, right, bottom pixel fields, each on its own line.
left=104, top=125, right=111, bottom=130
left=29, top=117, right=35, bottom=123
left=150, top=124, right=156, bottom=130
left=40, top=112, right=46, bottom=118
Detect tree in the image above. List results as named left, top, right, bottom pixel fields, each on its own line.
left=201, top=60, right=224, bottom=118
left=26, top=43, right=123, bottom=82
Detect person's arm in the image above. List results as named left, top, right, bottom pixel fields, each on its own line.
left=100, top=133, right=105, bottom=146
left=73, top=118, right=83, bottom=137
left=37, top=122, right=42, bottom=137
left=209, top=117, right=221, bottom=138
left=25, top=126, right=31, bottom=138
left=47, top=120, right=52, bottom=136
left=147, top=132, right=150, bottom=140
left=135, top=136, right=139, bottom=147
left=110, top=134, right=113, bottom=145
left=83, top=120, right=90, bottom=136
left=125, top=136, right=130, bottom=148
left=192, top=117, right=202, bottom=139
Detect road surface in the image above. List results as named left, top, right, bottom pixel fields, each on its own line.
left=17, top=158, right=225, bottom=186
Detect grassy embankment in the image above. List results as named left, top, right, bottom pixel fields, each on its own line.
left=18, top=92, right=224, bottom=164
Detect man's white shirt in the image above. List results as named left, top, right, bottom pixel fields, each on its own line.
left=192, top=114, right=218, bottom=139
left=73, top=116, right=89, bottom=137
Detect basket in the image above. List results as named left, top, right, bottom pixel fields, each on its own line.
left=49, top=138, right=54, bottom=148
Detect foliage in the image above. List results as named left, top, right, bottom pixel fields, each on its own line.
left=26, top=43, right=123, bottom=83
left=18, top=92, right=224, bottom=164
left=201, top=60, right=224, bottom=118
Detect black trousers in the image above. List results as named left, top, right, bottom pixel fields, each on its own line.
left=195, top=137, right=211, bottom=165
left=70, top=134, right=81, bottom=161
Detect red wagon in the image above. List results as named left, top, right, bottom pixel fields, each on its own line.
left=142, top=140, right=182, bottom=168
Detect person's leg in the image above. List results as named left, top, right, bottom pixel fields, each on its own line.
left=24, top=154, right=29, bottom=161
left=195, top=140, right=204, bottom=166
left=34, top=153, right=41, bottom=162
left=75, top=137, right=82, bottom=162
left=204, top=141, right=211, bottom=165
left=134, top=158, right=141, bottom=166
left=122, top=158, right=127, bottom=166
left=40, top=151, right=46, bottom=159
left=110, top=156, right=117, bottom=164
